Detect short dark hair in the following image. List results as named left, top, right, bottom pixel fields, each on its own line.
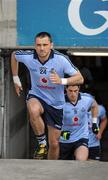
left=35, top=32, right=52, bottom=42
left=66, top=85, right=80, bottom=88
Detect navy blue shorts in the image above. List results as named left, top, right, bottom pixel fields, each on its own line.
left=59, top=138, right=88, bottom=160
left=26, top=94, right=63, bottom=130
left=89, top=146, right=100, bottom=160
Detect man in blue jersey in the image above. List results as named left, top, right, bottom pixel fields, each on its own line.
left=88, top=104, right=107, bottom=160
left=11, top=32, right=84, bottom=160
left=59, top=85, right=98, bottom=160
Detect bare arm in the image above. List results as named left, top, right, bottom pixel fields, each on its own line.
left=11, top=52, right=19, bottom=76
left=99, top=117, right=107, bottom=135
left=66, top=70, right=84, bottom=85
left=91, top=100, right=98, bottom=120
left=11, top=52, right=23, bottom=96
left=49, top=70, right=84, bottom=85
left=96, top=117, right=107, bottom=139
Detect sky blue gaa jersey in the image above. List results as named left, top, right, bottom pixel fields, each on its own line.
left=60, top=93, right=95, bottom=143
left=15, top=50, right=78, bottom=109
left=88, top=105, right=106, bottom=147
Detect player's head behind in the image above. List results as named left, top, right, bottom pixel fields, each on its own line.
left=66, top=85, right=80, bottom=103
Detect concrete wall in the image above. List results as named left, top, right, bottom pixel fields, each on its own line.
left=0, top=55, right=29, bottom=158
left=7, top=58, right=29, bottom=158
left=0, top=0, right=16, bottom=47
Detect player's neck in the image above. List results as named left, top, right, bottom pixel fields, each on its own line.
left=39, top=57, right=49, bottom=63
left=71, top=100, right=77, bottom=104
left=38, top=53, right=50, bottom=63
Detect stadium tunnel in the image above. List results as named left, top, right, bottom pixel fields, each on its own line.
left=0, top=48, right=108, bottom=160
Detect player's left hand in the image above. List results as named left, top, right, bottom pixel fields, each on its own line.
left=96, top=131, right=102, bottom=140
left=61, top=131, right=70, bottom=140
left=49, top=70, right=61, bottom=84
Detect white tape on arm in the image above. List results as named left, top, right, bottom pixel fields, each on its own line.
left=13, top=76, right=22, bottom=87
left=61, top=78, right=68, bottom=85
left=92, top=117, right=97, bottom=123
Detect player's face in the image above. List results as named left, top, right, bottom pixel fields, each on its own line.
left=35, top=37, right=53, bottom=61
left=66, top=86, right=79, bottom=103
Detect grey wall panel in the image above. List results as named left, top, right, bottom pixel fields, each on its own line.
left=0, top=56, right=29, bottom=158
left=0, top=0, right=16, bottom=47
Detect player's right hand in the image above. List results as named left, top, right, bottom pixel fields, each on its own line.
left=14, top=84, right=23, bottom=97
left=13, top=76, right=23, bottom=96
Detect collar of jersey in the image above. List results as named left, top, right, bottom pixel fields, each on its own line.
left=65, top=93, right=81, bottom=106
left=33, top=49, right=54, bottom=65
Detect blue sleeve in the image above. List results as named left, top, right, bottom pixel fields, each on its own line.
left=99, top=105, right=106, bottom=120
left=15, top=50, right=33, bottom=63
left=62, top=56, right=78, bottom=76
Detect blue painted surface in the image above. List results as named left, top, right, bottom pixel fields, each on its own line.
left=17, top=0, right=108, bottom=47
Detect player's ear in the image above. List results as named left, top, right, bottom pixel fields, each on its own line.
left=65, top=85, right=69, bottom=92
